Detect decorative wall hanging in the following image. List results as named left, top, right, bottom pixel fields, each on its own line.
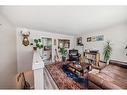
left=77, top=37, right=83, bottom=46
left=87, top=37, right=91, bottom=42
left=91, top=36, right=96, bottom=42
left=96, top=35, right=104, bottom=41
left=21, top=31, right=30, bottom=46
left=87, top=35, right=104, bottom=42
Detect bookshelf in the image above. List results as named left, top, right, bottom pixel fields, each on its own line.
left=84, top=50, right=100, bottom=67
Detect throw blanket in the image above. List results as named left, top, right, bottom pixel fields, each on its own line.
left=45, top=63, right=84, bottom=89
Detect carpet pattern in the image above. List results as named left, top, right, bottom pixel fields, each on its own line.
left=45, top=63, right=84, bottom=89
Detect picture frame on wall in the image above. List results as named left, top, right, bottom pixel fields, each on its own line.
left=87, top=35, right=104, bottom=42
left=87, top=37, right=91, bottom=42
left=91, top=36, right=96, bottom=42
left=96, top=35, right=104, bottom=41
left=77, top=37, right=83, bottom=46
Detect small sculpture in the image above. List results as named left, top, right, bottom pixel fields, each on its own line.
left=21, top=31, right=30, bottom=46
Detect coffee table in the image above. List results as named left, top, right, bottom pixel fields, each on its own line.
left=66, top=61, right=91, bottom=76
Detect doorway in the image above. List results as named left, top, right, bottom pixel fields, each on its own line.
left=42, top=37, right=52, bottom=64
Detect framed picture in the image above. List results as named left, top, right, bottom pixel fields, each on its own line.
left=87, top=37, right=91, bottom=42
left=91, top=36, right=96, bottom=42
left=77, top=37, right=83, bottom=46
left=96, top=35, right=104, bottom=41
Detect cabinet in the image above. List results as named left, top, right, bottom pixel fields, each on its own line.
left=58, top=39, right=70, bottom=48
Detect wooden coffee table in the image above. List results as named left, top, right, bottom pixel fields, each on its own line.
left=66, top=61, right=91, bottom=76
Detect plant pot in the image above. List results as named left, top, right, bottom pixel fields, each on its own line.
left=106, top=60, right=110, bottom=65
left=33, top=47, right=37, bottom=51
left=62, top=56, right=66, bottom=62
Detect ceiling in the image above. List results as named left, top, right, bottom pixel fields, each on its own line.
left=1, top=6, right=127, bottom=35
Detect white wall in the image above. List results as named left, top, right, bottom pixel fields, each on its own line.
left=17, top=27, right=74, bottom=73
left=75, top=23, right=127, bottom=62
left=0, top=14, right=17, bottom=88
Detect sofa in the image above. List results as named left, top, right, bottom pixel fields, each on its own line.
left=88, top=60, right=127, bottom=89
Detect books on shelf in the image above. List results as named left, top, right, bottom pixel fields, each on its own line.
left=84, top=50, right=100, bottom=66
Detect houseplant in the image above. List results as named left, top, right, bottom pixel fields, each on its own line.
left=59, top=47, right=67, bottom=62
left=31, top=38, right=43, bottom=51
left=103, top=41, right=112, bottom=65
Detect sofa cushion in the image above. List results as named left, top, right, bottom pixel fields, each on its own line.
left=88, top=73, right=103, bottom=87
left=88, top=62, right=127, bottom=89
left=101, top=79, right=121, bottom=89
left=88, top=73, right=121, bottom=89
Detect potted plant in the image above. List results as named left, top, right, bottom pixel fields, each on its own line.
left=59, top=47, right=67, bottom=62
left=34, top=39, right=43, bottom=49
left=30, top=38, right=43, bottom=51
left=103, top=41, right=112, bottom=65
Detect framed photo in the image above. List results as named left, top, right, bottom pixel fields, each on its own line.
left=87, top=37, right=91, bottom=42
left=91, top=36, right=96, bottom=42
left=77, top=37, right=83, bottom=46
left=96, top=35, right=104, bottom=41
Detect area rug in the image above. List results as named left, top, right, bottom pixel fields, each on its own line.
left=62, top=65, right=88, bottom=88
left=45, top=62, right=85, bottom=89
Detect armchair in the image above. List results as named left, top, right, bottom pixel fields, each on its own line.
left=68, top=49, right=80, bottom=62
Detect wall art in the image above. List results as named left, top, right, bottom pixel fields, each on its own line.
left=77, top=37, right=83, bottom=46
left=87, top=37, right=91, bottom=42
left=87, top=35, right=104, bottom=42
left=96, top=35, right=104, bottom=41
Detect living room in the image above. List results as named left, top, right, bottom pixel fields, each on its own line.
left=0, top=4, right=127, bottom=92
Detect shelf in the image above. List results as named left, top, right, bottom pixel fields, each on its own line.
left=84, top=52, right=97, bottom=55
left=84, top=50, right=100, bottom=67
left=67, top=68, right=80, bottom=77
left=85, top=57, right=96, bottom=61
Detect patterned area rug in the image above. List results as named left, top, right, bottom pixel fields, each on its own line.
left=45, top=62, right=85, bottom=89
